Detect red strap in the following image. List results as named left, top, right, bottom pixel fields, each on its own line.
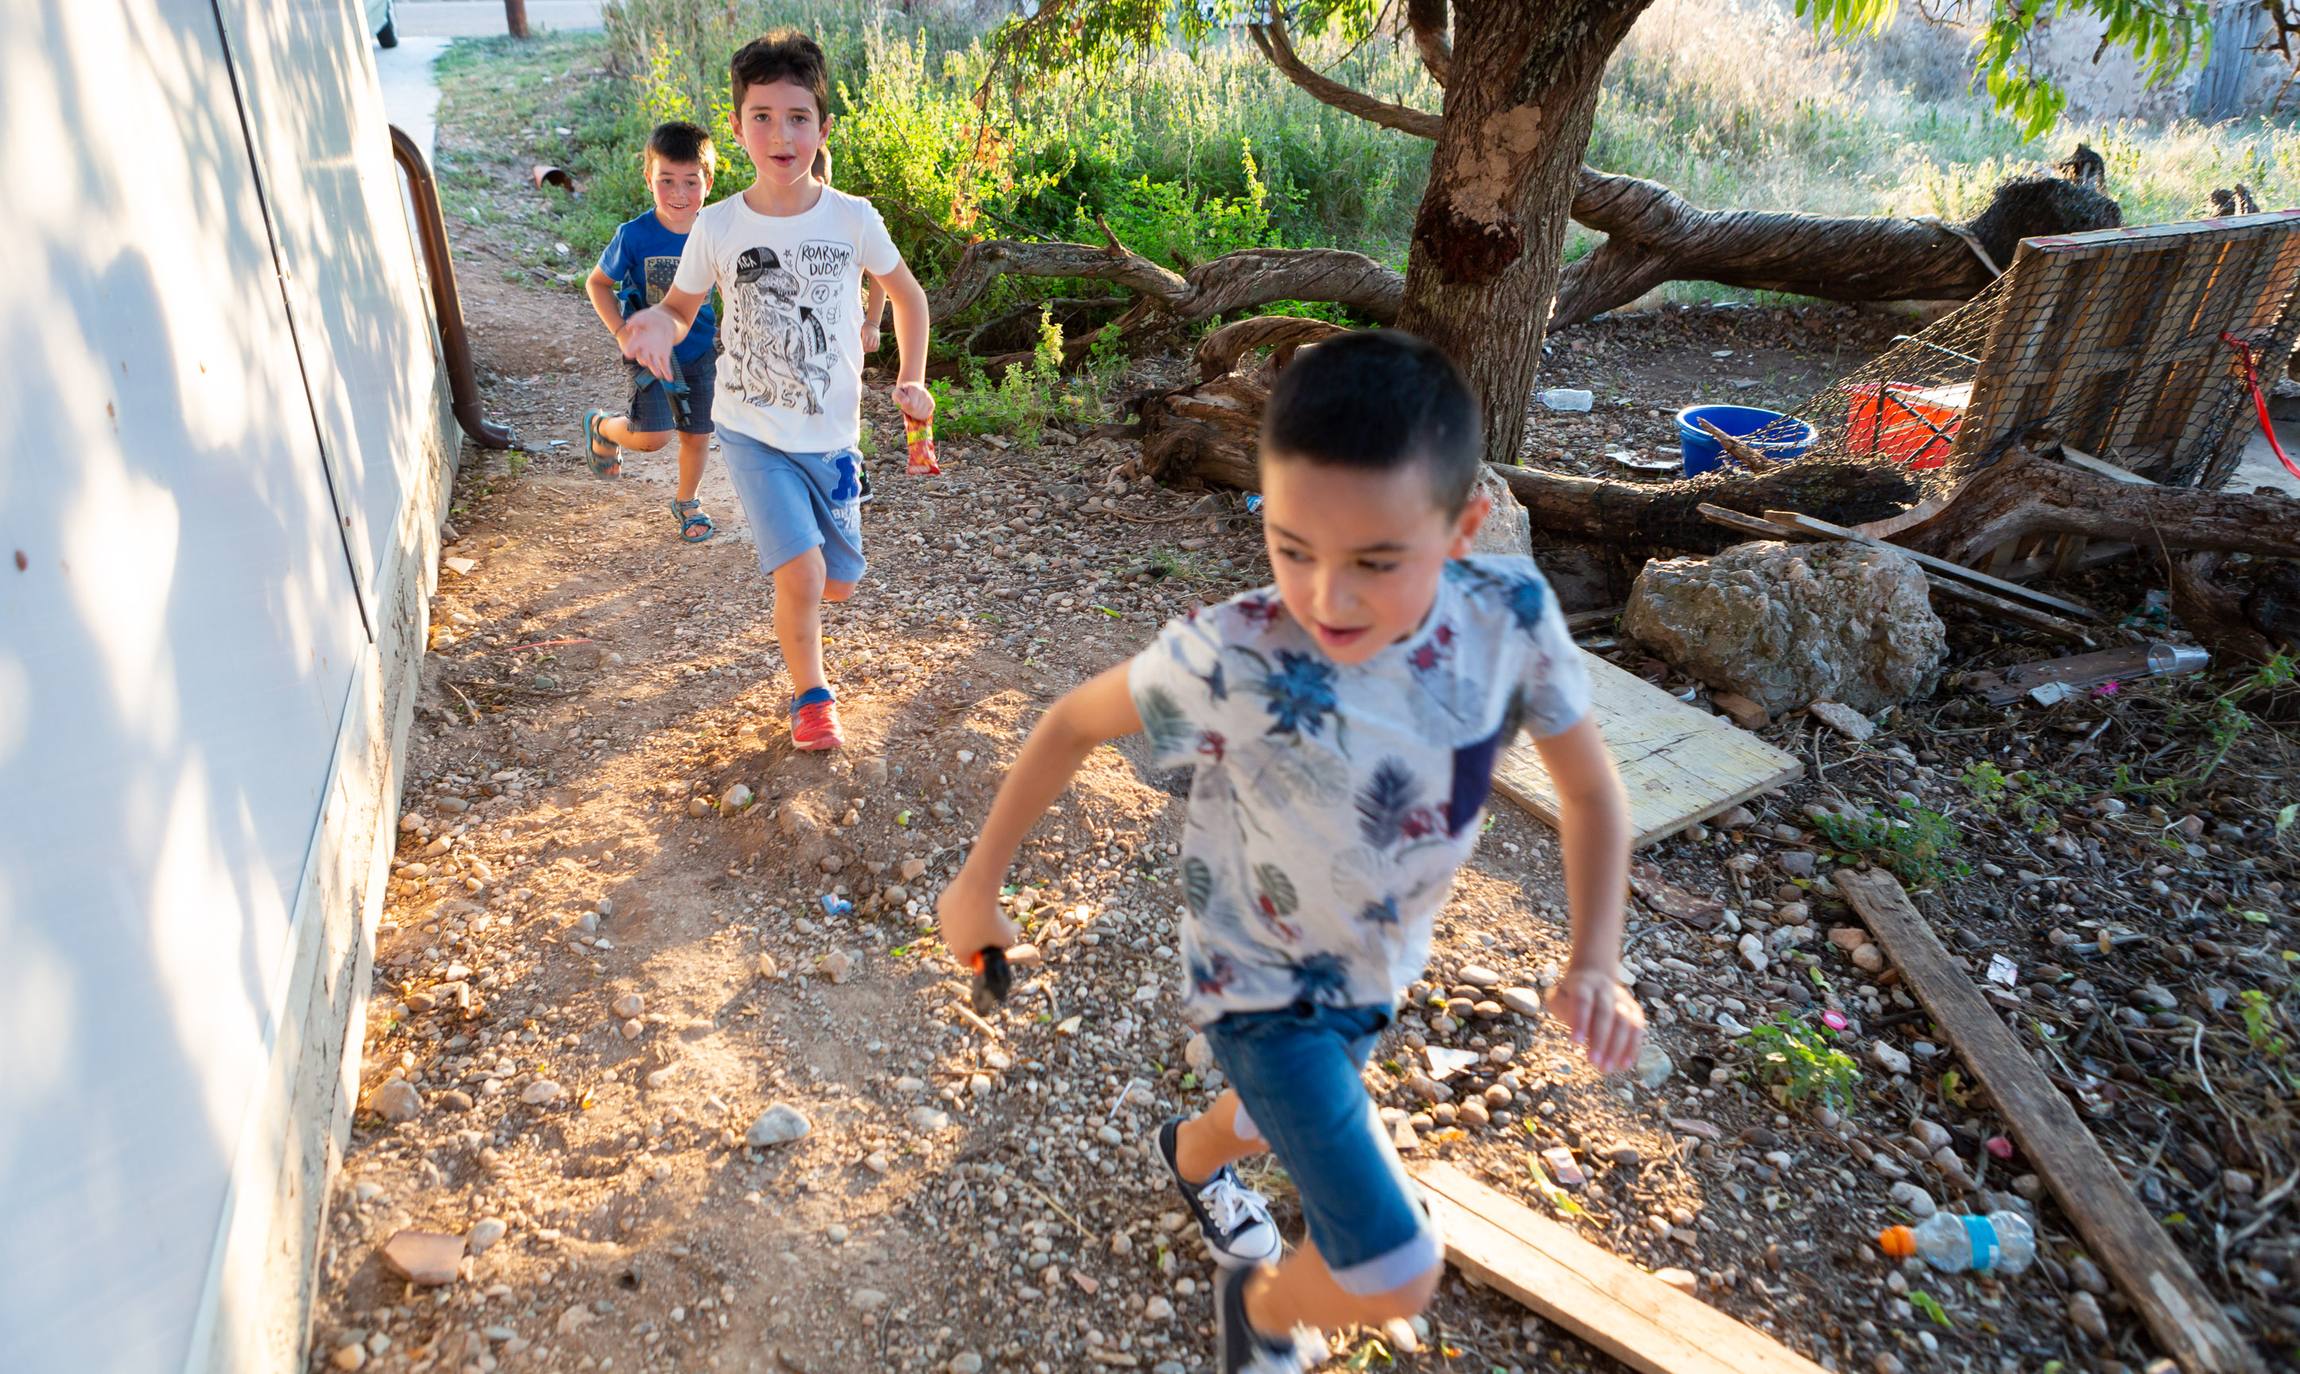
left=2221, top=331, right=2300, bottom=481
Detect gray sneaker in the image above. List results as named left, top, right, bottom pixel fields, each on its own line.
left=1214, top=1262, right=1316, bottom=1374
left=1155, top=1116, right=1282, bottom=1268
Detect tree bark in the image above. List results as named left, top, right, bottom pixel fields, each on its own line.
left=1553, top=169, right=2120, bottom=330
left=1903, top=446, right=2300, bottom=566
left=1396, top=0, right=1655, bottom=466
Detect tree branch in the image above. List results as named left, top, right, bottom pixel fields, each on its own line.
left=1405, top=0, right=1451, bottom=87
left=928, top=235, right=1403, bottom=331
left=1248, top=12, right=1443, bottom=140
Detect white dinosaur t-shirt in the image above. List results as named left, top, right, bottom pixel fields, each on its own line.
left=673, top=186, right=901, bottom=453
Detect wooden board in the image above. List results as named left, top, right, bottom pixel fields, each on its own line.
left=1832, top=871, right=2262, bottom=1374
left=1962, top=644, right=2155, bottom=704
left=1493, top=651, right=1801, bottom=848
left=1414, top=1162, right=1830, bottom=1374
left=1761, top=510, right=2102, bottom=621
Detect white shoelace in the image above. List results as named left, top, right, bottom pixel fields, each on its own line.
left=1198, top=1172, right=1262, bottom=1236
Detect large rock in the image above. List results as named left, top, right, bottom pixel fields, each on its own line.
left=1623, top=542, right=1944, bottom=714
left=1470, top=467, right=1531, bottom=558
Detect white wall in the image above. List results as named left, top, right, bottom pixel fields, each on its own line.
left=0, top=1, right=451, bottom=1369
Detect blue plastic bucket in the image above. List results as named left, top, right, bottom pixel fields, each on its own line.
left=1675, top=404, right=1816, bottom=478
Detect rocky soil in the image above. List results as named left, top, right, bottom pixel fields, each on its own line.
left=307, top=42, right=2299, bottom=1374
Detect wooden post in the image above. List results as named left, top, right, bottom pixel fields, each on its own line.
left=504, top=0, right=529, bottom=38
left=1833, top=869, right=2262, bottom=1374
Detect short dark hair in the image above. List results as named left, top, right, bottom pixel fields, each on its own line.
left=730, top=29, right=830, bottom=122
left=1260, top=330, right=1482, bottom=514
left=645, top=120, right=716, bottom=176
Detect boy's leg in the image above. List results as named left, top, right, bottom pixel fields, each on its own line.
left=600, top=419, right=672, bottom=453
left=1204, top=1006, right=1444, bottom=1366
left=674, top=431, right=708, bottom=504
left=771, top=547, right=831, bottom=698
left=1174, top=1091, right=1264, bottom=1180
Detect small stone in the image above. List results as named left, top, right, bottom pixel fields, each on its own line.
left=1808, top=700, right=1876, bottom=741
left=612, top=993, right=644, bottom=1019
left=1871, top=1042, right=1911, bottom=1076
left=1828, top=926, right=1868, bottom=952
left=851, top=1288, right=889, bottom=1312
left=746, top=1103, right=813, bottom=1147
left=372, top=1079, right=422, bottom=1123
left=1852, top=943, right=1886, bottom=973
left=1459, top=963, right=1503, bottom=989
left=467, top=1218, right=508, bottom=1254
left=949, top=1356, right=985, bottom=1374
left=332, top=1342, right=369, bottom=1370
left=1540, top=1146, right=1586, bottom=1188
left=864, top=1151, right=891, bottom=1175
left=1711, top=692, right=1769, bottom=731
left=909, top=1106, right=953, bottom=1133
left=1738, top=933, right=1768, bottom=972
left=620, top=1018, right=644, bottom=1041
left=1887, top=1182, right=1936, bottom=1220
left=380, top=1230, right=465, bottom=1286
left=822, top=950, right=858, bottom=984
left=2068, top=1290, right=2109, bottom=1342
left=1144, top=1297, right=1175, bottom=1322
left=1184, top=1034, right=1215, bottom=1075
left=901, top=858, right=929, bottom=882
left=2069, top=1254, right=2108, bottom=1295
left=1500, top=987, right=1543, bottom=1018
left=1652, top=1267, right=1700, bottom=1296
left=1778, top=851, right=1817, bottom=879
left=520, top=1079, right=564, bottom=1107
left=436, top=1089, right=473, bottom=1112
left=756, top=953, right=779, bottom=979
left=687, top=797, right=711, bottom=818
left=2224, top=1169, right=2257, bottom=1196
left=1635, top=1043, right=1674, bottom=1090
left=719, top=783, right=754, bottom=816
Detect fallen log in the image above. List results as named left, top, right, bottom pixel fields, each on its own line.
left=1901, top=445, right=2300, bottom=567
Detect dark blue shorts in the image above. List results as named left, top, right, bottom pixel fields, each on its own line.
left=1205, top=1001, right=1442, bottom=1295
left=626, top=349, right=716, bottom=436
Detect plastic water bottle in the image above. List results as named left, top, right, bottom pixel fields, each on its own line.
left=1879, top=1211, right=2036, bottom=1276
left=1538, top=388, right=1594, bottom=412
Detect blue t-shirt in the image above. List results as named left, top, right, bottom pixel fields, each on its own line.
left=598, top=211, right=716, bottom=365
left=1127, top=556, right=1594, bottom=1027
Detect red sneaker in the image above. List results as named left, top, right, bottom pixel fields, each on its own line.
left=792, top=696, right=845, bottom=751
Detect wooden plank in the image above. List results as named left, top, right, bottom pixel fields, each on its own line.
left=1696, top=503, right=1807, bottom=542
left=2058, top=446, right=2154, bottom=484
left=1761, top=510, right=2102, bottom=621
left=1415, top=1162, right=1830, bottom=1374
left=1833, top=871, right=2262, bottom=1374
left=1492, top=651, right=1801, bottom=849
left=1961, top=645, right=2157, bottom=704
left=1923, top=574, right=2096, bottom=645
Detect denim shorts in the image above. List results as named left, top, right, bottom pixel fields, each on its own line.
left=626, top=350, right=716, bottom=435
left=1205, top=1001, right=1442, bottom=1295
left=717, top=426, right=866, bottom=585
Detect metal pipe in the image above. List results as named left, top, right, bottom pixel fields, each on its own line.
left=389, top=124, right=516, bottom=449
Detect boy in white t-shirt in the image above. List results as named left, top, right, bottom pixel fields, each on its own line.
left=938, top=332, right=1644, bottom=1373
left=621, top=28, right=934, bottom=751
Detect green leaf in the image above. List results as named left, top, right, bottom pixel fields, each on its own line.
left=2278, top=803, right=2297, bottom=836
left=1909, top=1290, right=1953, bottom=1327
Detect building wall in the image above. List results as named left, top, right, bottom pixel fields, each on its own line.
left=0, top=1, right=451, bottom=1369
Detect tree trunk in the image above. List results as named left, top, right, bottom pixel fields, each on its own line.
left=1397, top=0, right=1654, bottom=466
left=1903, top=446, right=2300, bottom=565
left=1489, top=458, right=1926, bottom=549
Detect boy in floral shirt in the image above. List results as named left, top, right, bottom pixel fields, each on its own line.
left=938, top=331, right=1644, bottom=1373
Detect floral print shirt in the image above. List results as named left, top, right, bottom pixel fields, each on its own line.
left=1129, top=556, right=1593, bottom=1026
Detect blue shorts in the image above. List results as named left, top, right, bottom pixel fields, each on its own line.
left=626, top=350, right=716, bottom=435
left=718, top=427, right=867, bottom=585
left=1205, top=1002, right=1442, bottom=1295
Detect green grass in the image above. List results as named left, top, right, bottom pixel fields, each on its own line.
left=1814, top=799, right=1968, bottom=886
left=442, top=0, right=2300, bottom=325
left=1742, top=1011, right=1862, bottom=1114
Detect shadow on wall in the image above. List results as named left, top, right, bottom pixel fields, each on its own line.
left=0, top=0, right=440, bottom=1369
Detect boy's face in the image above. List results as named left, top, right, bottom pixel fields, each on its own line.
left=646, top=156, right=710, bottom=233
left=735, top=78, right=829, bottom=191
left=1259, top=454, right=1489, bottom=667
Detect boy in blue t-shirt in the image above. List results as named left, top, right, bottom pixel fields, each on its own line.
left=582, top=121, right=723, bottom=544
left=938, top=332, right=1645, bottom=1373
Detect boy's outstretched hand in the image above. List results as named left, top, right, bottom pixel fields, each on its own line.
left=891, top=380, right=935, bottom=425
left=619, top=309, right=679, bottom=382
left=1547, top=965, right=1646, bottom=1074
left=935, top=868, right=1018, bottom=972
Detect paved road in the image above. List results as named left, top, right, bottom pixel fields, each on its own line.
left=393, top=0, right=604, bottom=38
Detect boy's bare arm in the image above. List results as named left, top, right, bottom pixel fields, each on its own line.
left=585, top=268, right=627, bottom=340
left=860, top=276, right=889, bottom=354
left=938, top=665, right=1144, bottom=959
left=620, top=286, right=707, bottom=381
left=1532, top=715, right=1646, bottom=1073
left=877, top=261, right=934, bottom=421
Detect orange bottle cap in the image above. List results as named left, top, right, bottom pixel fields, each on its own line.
left=1879, top=1225, right=1915, bottom=1259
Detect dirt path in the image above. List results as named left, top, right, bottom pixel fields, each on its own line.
left=308, top=42, right=2300, bottom=1374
